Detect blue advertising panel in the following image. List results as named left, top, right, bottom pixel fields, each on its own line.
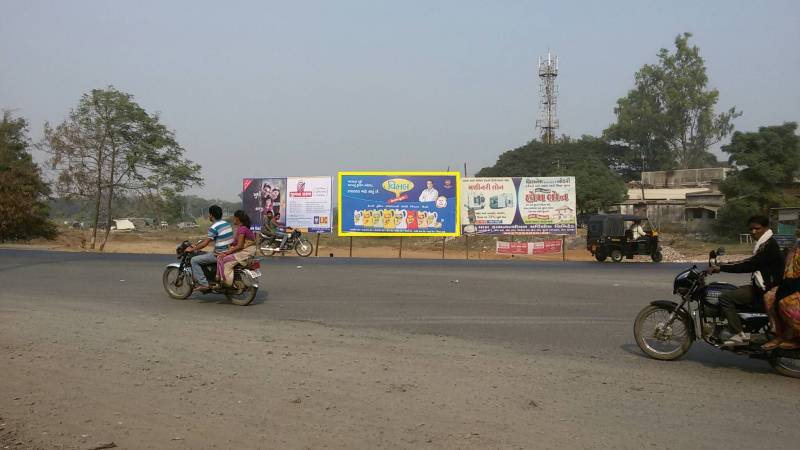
left=338, top=172, right=460, bottom=236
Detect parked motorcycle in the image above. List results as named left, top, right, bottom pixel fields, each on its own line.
left=162, top=240, right=262, bottom=306
left=633, top=248, right=800, bottom=378
left=258, top=229, right=313, bottom=257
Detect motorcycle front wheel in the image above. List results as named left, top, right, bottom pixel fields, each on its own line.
left=295, top=239, right=313, bottom=257
left=163, top=267, right=192, bottom=299
left=634, top=304, right=693, bottom=361
left=769, top=350, right=800, bottom=379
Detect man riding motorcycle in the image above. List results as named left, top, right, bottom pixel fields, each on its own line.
left=185, top=205, right=234, bottom=292
left=711, top=215, right=784, bottom=346
left=262, top=210, right=292, bottom=251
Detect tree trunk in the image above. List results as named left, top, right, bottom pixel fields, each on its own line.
left=90, top=184, right=102, bottom=250
left=99, top=143, right=118, bottom=252
left=99, top=186, right=114, bottom=251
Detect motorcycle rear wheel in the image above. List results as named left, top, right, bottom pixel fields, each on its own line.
left=634, top=305, right=692, bottom=361
left=259, top=240, right=277, bottom=256
left=163, top=267, right=192, bottom=299
left=295, top=239, right=313, bottom=257
left=225, top=281, right=258, bottom=306
left=768, top=350, right=800, bottom=379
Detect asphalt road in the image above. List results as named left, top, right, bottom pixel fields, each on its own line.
left=0, top=248, right=778, bottom=371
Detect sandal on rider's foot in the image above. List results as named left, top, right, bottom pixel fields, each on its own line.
left=778, top=341, right=800, bottom=350
left=762, top=339, right=783, bottom=351
left=194, top=284, right=210, bottom=292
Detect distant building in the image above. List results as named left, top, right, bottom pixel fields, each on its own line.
left=606, top=168, right=730, bottom=233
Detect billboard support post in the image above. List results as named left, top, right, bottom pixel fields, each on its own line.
left=465, top=235, right=469, bottom=260
left=399, top=236, right=403, bottom=259
left=315, top=233, right=320, bottom=257
left=349, top=237, right=353, bottom=257
left=562, top=235, right=566, bottom=262
left=441, top=237, right=446, bottom=259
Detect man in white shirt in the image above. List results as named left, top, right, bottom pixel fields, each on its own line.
left=418, top=180, right=439, bottom=202
left=630, top=220, right=646, bottom=240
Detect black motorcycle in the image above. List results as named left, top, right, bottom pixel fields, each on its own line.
left=162, top=240, right=262, bottom=306
left=633, top=248, right=800, bottom=378
left=258, top=229, right=313, bottom=257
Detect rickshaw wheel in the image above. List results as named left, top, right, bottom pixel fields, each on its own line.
left=610, top=249, right=624, bottom=263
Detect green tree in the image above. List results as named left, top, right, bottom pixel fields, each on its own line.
left=476, top=137, right=627, bottom=213
left=0, top=111, right=56, bottom=242
left=42, top=87, right=203, bottom=250
left=715, top=122, right=800, bottom=237
left=604, top=33, right=740, bottom=174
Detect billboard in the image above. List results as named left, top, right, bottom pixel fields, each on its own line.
left=242, top=176, right=332, bottom=232
left=338, top=172, right=460, bottom=236
left=461, top=177, right=577, bottom=235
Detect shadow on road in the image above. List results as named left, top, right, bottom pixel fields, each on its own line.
left=619, top=343, right=773, bottom=375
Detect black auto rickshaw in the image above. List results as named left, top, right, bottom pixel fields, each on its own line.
left=586, top=214, right=663, bottom=263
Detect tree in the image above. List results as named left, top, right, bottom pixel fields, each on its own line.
left=42, top=87, right=202, bottom=250
left=476, top=137, right=627, bottom=213
left=604, top=33, right=740, bottom=174
left=715, top=122, right=800, bottom=237
left=0, top=111, right=56, bottom=242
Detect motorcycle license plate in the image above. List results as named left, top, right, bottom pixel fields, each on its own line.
left=244, top=269, right=261, bottom=278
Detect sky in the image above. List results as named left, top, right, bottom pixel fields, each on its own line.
left=2, top=0, right=798, bottom=200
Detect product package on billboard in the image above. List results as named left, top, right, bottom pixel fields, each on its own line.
left=242, top=177, right=332, bottom=232
left=461, top=177, right=577, bottom=235
left=338, top=172, right=460, bottom=236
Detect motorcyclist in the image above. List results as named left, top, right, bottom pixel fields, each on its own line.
left=263, top=210, right=292, bottom=250
left=711, top=215, right=784, bottom=346
left=185, top=205, right=234, bottom=292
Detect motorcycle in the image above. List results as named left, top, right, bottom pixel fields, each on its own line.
left=258, top=229, right=313, bottom=257
left=633, top=248, right=800, bottom=378
left=162, top=240, right=262, bottom=306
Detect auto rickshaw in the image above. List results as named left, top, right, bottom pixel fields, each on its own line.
left=586, top=214, right=663, bottom=263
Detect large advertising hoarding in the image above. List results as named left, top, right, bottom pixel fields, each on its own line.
left=461, top=177, right=577, bottom=235
left=242, top=176, right=332, bottom=232
left=338, top=172, right=460, bottom=236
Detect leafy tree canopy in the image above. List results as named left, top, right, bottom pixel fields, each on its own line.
left=715, top=122, right=800, bottom=237
left=42, top=87, right=202, bottom=249
left=476, top=136, right=627, bottom=213
left=0, top=111, right=56, bottom=241
left=604, top=33, right=740, bottom=176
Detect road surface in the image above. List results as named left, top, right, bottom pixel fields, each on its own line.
left=1, top=249, right=798, bottom=449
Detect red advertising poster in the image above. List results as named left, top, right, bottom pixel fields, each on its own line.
left=496, top=240, right=562, bottom=255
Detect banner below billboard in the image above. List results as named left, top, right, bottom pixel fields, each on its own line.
left=242, top=176, right=332, bottom=232
left=338, top=172, right=460, bottom=236
left=496, top=240, right=563, bottom=255
left=461, top=177, right=577, bottom=235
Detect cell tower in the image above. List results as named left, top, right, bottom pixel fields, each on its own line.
left=536, top=51, right=559, bottom=144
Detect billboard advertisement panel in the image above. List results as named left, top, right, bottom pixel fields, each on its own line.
left=461, top=177, right=576, bottom=235
left=242, top=176, right=332, bottom=232
left=338, top=172, right=460, bottom=236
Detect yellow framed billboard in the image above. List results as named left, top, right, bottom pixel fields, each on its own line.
left=338, top=172, right=461, bottom=237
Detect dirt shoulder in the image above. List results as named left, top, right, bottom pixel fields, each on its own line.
left=3, top=301, right=799, bottom=449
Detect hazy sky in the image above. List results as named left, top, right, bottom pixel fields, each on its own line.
left=2, top=0, right=798, bottom=200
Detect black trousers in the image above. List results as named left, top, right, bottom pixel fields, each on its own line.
left=719, top=285, right=757, bottom=333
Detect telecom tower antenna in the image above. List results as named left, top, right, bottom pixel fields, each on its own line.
left=536, top=51, right=559, bottom=144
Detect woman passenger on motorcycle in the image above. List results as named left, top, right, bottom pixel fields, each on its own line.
left=762, top=229, right=800, bottom=350
left=216, top=210, right=257, bottom=286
